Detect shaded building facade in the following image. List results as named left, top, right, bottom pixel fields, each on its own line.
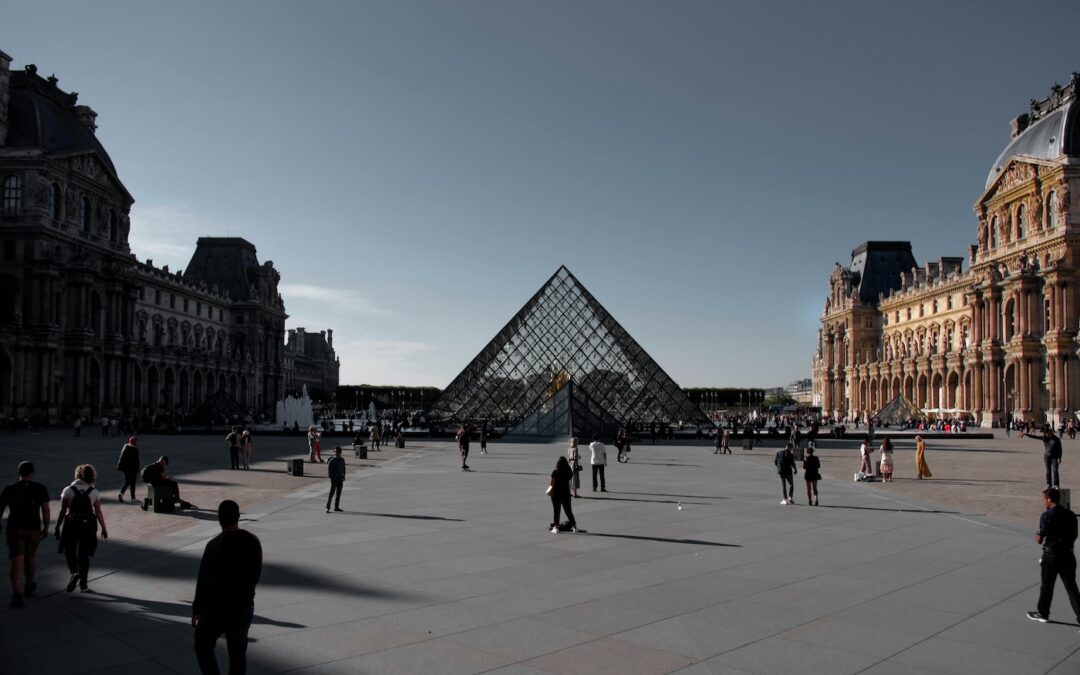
left=283, top=327, right=340, bottom=402
left=0, top=50, right=289, bottom=423
left=813, top=72, right=1080, bottom=427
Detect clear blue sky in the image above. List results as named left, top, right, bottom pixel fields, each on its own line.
left=5, top=1, right=1079, bottom=387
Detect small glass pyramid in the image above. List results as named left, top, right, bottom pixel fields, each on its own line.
left=429, top=266, right=710, bottom=437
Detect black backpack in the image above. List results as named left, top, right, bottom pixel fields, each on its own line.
left=67, top=486, right=95, bottom=527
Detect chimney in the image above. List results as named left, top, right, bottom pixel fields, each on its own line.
left=73, top=105, right=97, bottom=134
left=1010, top=114, right=1029, bottom=138
left=326, top=329, right=333, bottom=349
left=0, top=50, right=12, bottom=146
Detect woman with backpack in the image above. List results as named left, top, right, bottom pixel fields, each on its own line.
left=55, top=464, right=108, bottom=593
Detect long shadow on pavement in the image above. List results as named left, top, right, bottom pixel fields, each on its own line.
left=586, top=532, right=742, bottom=547
left=578, top=495, right=710, bottom=506
left=334, top=511, right=464, bottom=522
left=818, top=504, right=964, bottom=515
left=608, top=491, right=729, bottom=500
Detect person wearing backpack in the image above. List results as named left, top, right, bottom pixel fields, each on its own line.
left=55, top=464, right=108, bottom=593
left=0, top=461, right=51, bottom=608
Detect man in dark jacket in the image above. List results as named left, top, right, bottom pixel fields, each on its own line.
left=116, top=437, right=140, bottom=503
left=1025, top=426, right=1064, bottom=489
left=1027, top=487, right=1080, bottom=625
left=774, top=443, right=798, bottom=505
left=0, top=461, right=50, bottom=608
left=326, top=447, right=346, bottom=513
left=193, top=500, right=262, bottom=675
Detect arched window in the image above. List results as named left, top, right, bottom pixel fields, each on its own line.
left=1047, top=191, right=1059, bottom=229
left=1016, top=204, right=1027, bottom=239
left=48, top=183, right=61, bottom=220
left=107, top=210, right=118, bottom=242
left=990, top=216, right=998, bottom=248
left=79, top=196, right=91, bottom=232
left=1, top=175, right=21, bottom=215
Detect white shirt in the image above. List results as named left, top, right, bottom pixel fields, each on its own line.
left=589, top=441, right=607, bottom=465
left=61, top=479, right=101, bottom=507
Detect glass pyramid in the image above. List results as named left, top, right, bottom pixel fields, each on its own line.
left=429, top=266, right=710, bottom=437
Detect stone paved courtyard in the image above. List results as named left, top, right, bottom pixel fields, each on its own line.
left=0, top=429, right=1078, bottom=674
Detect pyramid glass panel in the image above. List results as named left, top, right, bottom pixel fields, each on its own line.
left=429, top=267, right=710, bottom=437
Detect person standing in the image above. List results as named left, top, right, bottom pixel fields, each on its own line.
left=914, top=435, right=932, bottom=479
left=308, top=426, right=324, bottom=463
left=193, top=500, right=263, bottom=675
left=718, top=427, right=732, bottom=454
left=879, top=437, right=894, bottom=482
left=1027, top=487, right=1080, bottom=625
left=859, top=435, right=874, bottom=479
left=240, top=430, right=254, bottom=470
left=1025, top=426, right=1063, bottom=489
left=55, top=464, right=108, bottom=593
left=225, top=427, right=242, bottom=470
left=370, top=424, right=381, bottom=453
left=548, top=456, right=578, bottom=533
left=480, top=429, right=489, bottom=455
left=774, top=443, right=798, bottom=504
left=73, top=417, right=82, bottom=437
left=116, top=436, right=140, bottom=503
left=0, top=461, right=50, bottom=608
left=326, top=447, right=346, bottom=513
left=457, top=424, right=470, bottom=471
left=567, top=437, right=582, bottom=498
left=803, top=446, right=821, bottom=506
left=589, top=436, right=607, bottom=492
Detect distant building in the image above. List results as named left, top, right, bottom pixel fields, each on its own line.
left=812, top=72, right=1080, bottom=427
left=283, top=327, right=339, bottom=402
left=0, top=50, right=290, bottom=423
left=785, top=378, right=813, bottom=406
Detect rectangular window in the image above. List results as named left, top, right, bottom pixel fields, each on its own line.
left=196, top=302, right=202, bottom=316
left=170, top=294, right=175, bottom=309
left=154, top=290, right=161, bottom=305
left=183, top=298, right=189, bottom=312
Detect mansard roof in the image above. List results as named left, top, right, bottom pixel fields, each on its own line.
left=849, top=242, right=918, bottom=304
left=183, top=238, right=263, bottom=301
left=4, top=65, right=131, bottom=201
left=986, top=72, right=1080, bottom=189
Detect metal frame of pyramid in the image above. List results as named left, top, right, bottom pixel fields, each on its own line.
left=428, top=266, right=710, bottom=437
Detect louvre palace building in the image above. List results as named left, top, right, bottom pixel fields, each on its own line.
left=812, top=72, right=1080, bottom=428
left=0, top=49, right=335, bottom=424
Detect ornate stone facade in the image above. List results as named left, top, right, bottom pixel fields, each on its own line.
left=283, top=327, right=339, bottom=402
left=0, top=51, right=290, bottom=423
left=813, top=73, right=1080, bottom=427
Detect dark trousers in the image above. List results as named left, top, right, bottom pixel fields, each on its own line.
left=119, top=470, right=138, bottom=499
left=63, top=532, right=95, bottom=581
left=550, top=493, right=576, bottom=528
left=327, top=480, right=342, bottom=509
left=779, top=472, right=794, bottom=499
left=1038, top=550, right=1080, bottom=621
left=194, top=607, right=254, bottom=675
left=230, top=446, right=240, bottom=469
left=1045, top=455, right=1061, bottom=487
left=591, top=464, right=605, bottom=490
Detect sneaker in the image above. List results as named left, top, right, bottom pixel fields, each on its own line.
left=570, top=527, right=578, bottom=533
left=326, top=507, right=330, bottom=513
left=118, top=493, right=124, bottom=503
left=24, top=581, right=36, bottom=597
left=66, top=574, right=79, bottom=593
left=601, top=488, right=607, bottom=492
left=780, top=499, right=788, bottom=505
left=11, top=593, right=23, bottom=608
left=550, top=527, right=559, bottom=534
left=334, top=507, right=343, bottom=512
left=79, top=583, right=89, bottom=592
left=1027, top=611, right=1049, bottom=623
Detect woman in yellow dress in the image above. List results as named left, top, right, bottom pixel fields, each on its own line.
left=915, top=435, right=932, bottom=479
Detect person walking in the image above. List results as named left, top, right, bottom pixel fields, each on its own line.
left=719, top=427, right=732, bottom=454
left=370, top=424, right=381, bottom=453
left=567, top=437, right=582, bottom=498
left=55, top=464, right=108, bottom=593
left=0, top=461, right=50, bottom=608
left=879, top=437, right=894, bottom=482
left=1025, top=426, right=1063, bottom=489
left=775, top=443, right=798, bottom=504
left=193, top=500, right=263, bottom=675
left=1027, top=487, right=1080, bottom=625
left=326, top=447, right=346, bottom=513
left=240, top=430, right=254, bottom=470
left=480, top=429, right=489, bottom=455
left=589, top=435, right=607, bottom=492
left=803, top=446, right=821, bottom=506
left=915, top=435, right=933, bottom=479
left=548, top=456, right=578, bottom=533
left=116, top=436, right=140, bottom=502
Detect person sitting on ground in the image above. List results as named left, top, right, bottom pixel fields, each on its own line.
left=140, top=456, right=190, bottom=510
